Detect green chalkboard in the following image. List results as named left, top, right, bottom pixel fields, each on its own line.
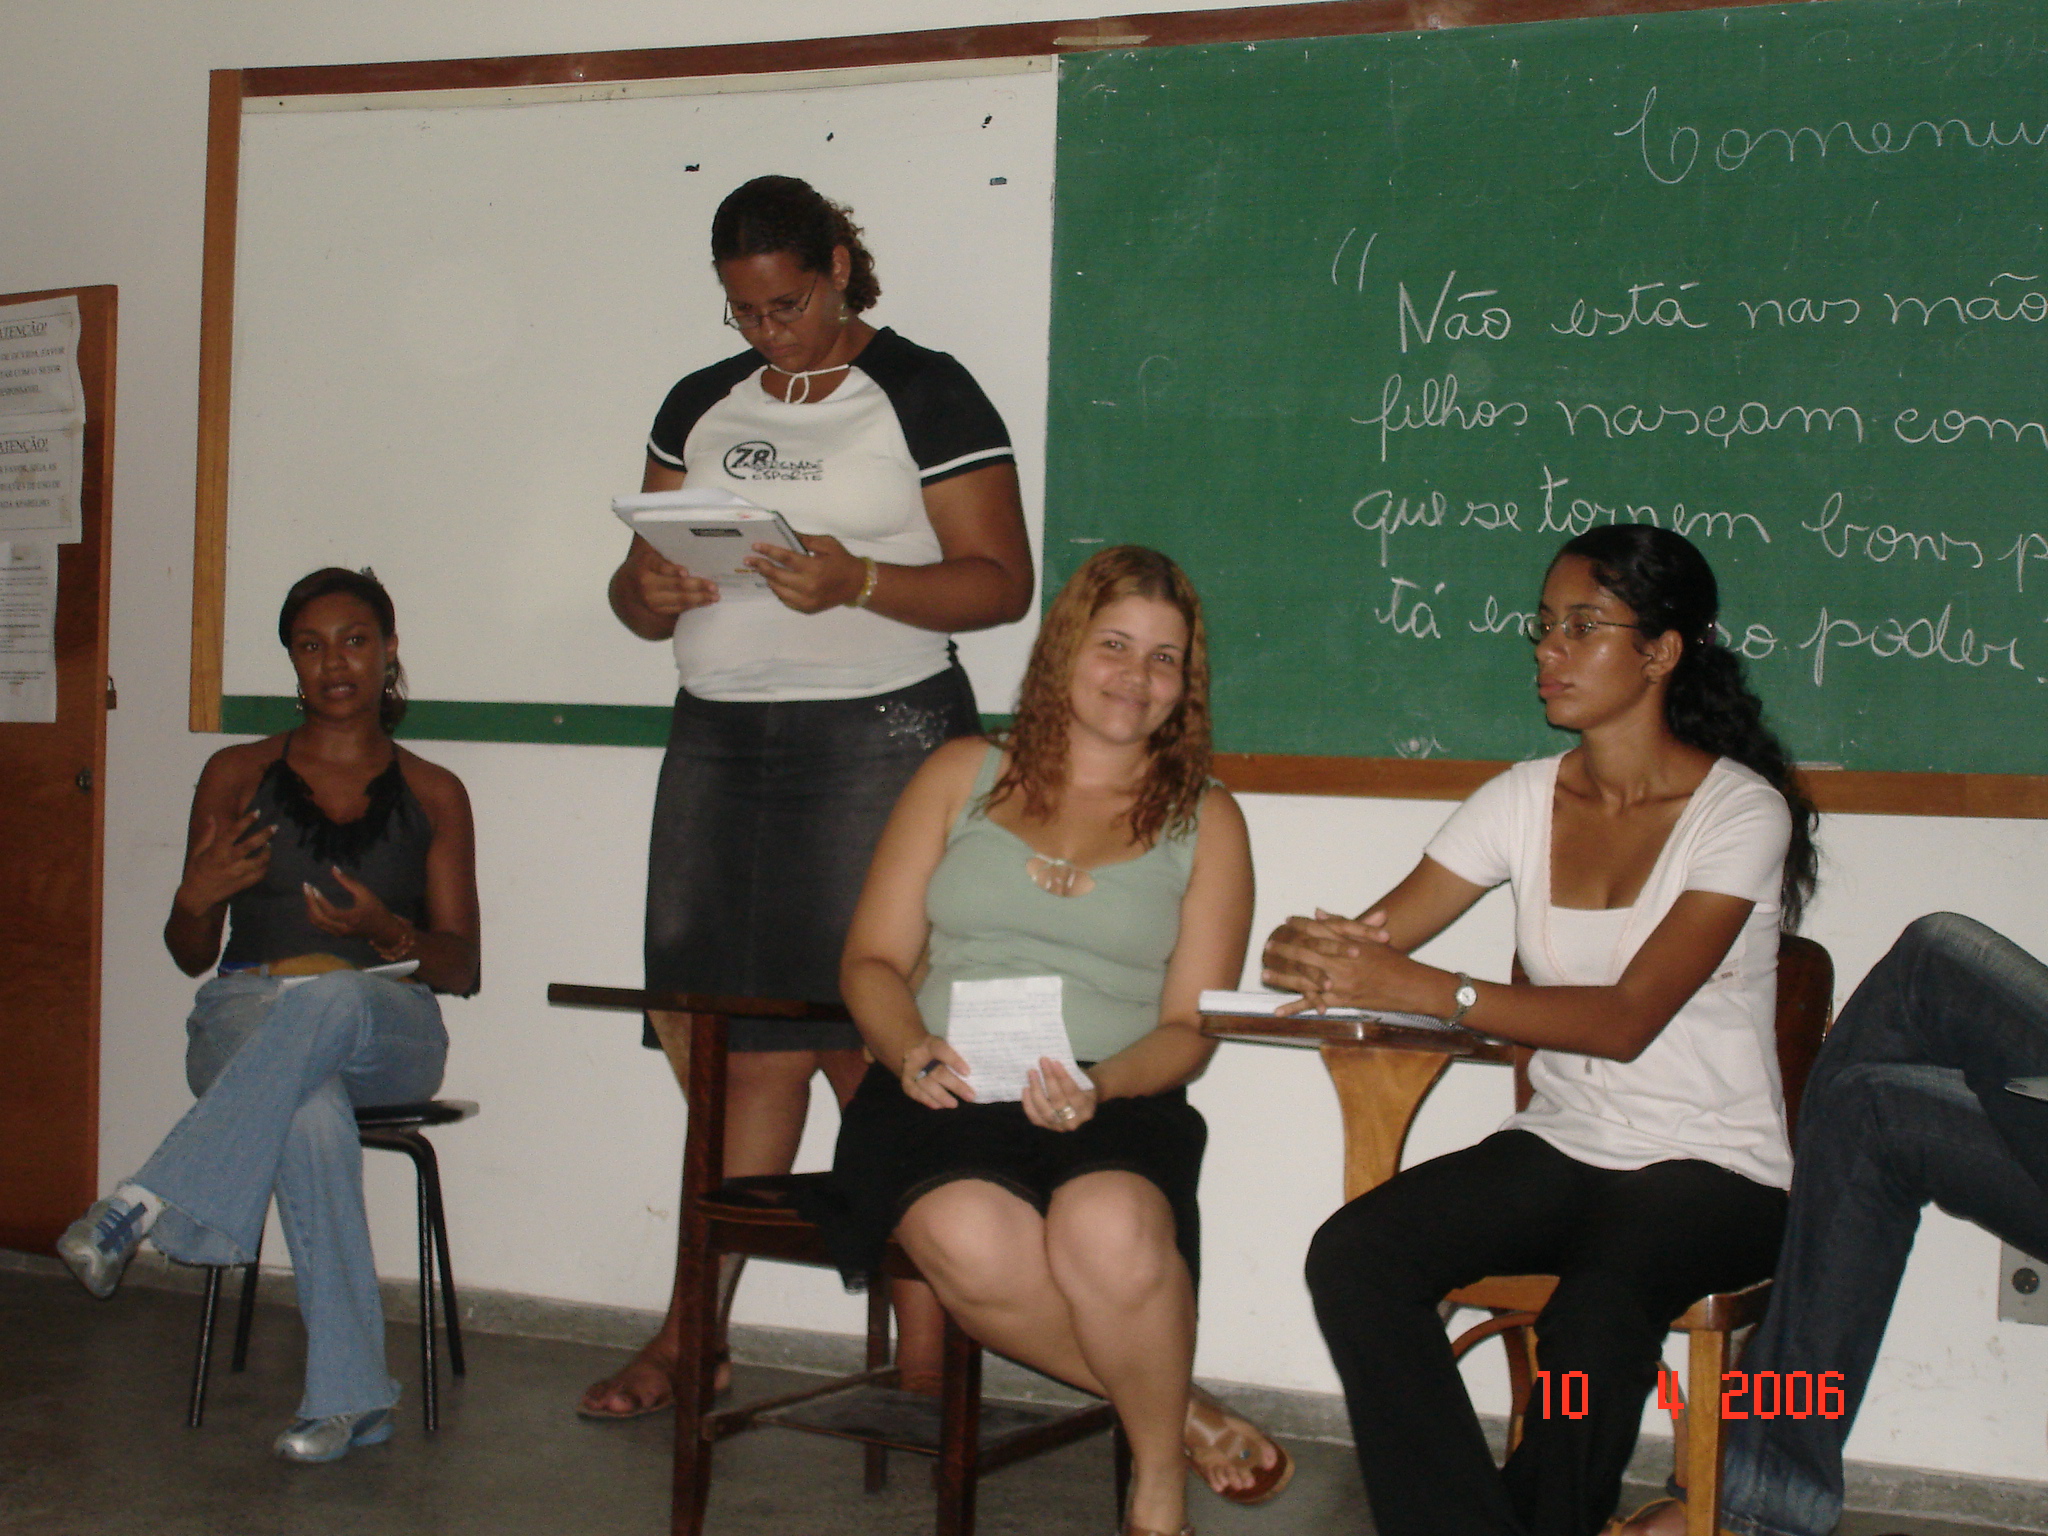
left=1046, top=0, right=2048, bottom=773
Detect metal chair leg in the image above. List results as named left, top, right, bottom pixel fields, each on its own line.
left=361, top=1126, right=452, bottom=1433
left=230, top=1227, right=265, bottom=1372
left=414, top=1145, right=438, bottom=1434
left=188, top=1266, right=225, bottom=1429
left=193, top=1228, right=266, bottom=1427
left=414, top=1130, right=465, bottom=1377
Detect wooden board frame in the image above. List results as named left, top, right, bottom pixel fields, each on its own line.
left=188, top=0, right=2048, bottom=817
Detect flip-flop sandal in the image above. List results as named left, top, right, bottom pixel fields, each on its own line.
left=574, top=1350, right=729, bottom=1421
left=1600, top=1495, right=1684, bottom=1535
left=1182, top=1391, right=1296, bottom=1506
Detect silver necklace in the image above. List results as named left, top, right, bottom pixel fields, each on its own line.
left=1025, top=854, right=1096, bottom=898
left=767, top=361, right=851, bottom=405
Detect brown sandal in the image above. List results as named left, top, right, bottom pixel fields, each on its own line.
left=1182, top=1388, right=1294, bottom=1505
left=1600, top=1495, right=1685, bottom=1536
left=575, top=1348, right=730, bottom=1420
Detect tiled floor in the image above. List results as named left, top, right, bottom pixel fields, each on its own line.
left=0, top=1268, right=2035, bottom=1535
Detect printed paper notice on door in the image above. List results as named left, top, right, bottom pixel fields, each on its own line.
left=0, top=542, right=58, bottom=722
left=0, top=295, right=85, bottom=543
left=945, top=975, right=1091, bottom=1103
left=0, top=418, right=82, bottom=541
left=0, top=296, right=81, bottom=420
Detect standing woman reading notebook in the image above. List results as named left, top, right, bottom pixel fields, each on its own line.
left=590, top=175, right=1033, bottom=1415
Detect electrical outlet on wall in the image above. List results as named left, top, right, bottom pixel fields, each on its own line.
left=1997, top=1243, right=2048, bottom=1325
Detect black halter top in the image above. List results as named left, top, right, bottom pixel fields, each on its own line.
left=220, top=743, right=432, bottom=970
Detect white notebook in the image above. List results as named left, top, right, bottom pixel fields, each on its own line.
left=1199, top=989, right=1453, bottom=1030
left=613, top=487, right=804, bottom=597
left=277, top=960, right=419, bottom=990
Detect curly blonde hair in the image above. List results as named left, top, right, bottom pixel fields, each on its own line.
left=990, top=546, right=1211, bottom=846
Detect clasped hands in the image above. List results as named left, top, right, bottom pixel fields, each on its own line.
left=898, top=1035, right=1100, bottom=1131
left=634, top=535, right=867, bottom=616
left=1260, top=907, right=1397, bottom=1016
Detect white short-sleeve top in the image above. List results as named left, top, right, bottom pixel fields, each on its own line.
left=1424, top=753, right=1795, bottom=1189
left=646, top=328, right=1014, bottom=703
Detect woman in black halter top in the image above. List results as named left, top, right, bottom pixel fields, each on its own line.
left=57, top=568, right=480, bottom=1465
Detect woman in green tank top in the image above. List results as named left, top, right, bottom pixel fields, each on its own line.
left=833, top=547, right=1285, bottom=1536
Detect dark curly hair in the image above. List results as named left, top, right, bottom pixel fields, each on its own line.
left=1557, top=526, right=1817, bottom=929
left=709, top=175, right=880, bottom=313
left=277, top=566, right=407, bottom=734
left=991, top=546, right=1211, bottom=848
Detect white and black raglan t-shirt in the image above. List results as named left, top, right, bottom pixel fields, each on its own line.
left=646, top=327, right=1015, bottom=702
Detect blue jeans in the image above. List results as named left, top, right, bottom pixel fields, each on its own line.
left=1722, top=914, right=2048, bottom=1536
left=135, top=969, right=446, bottom=1419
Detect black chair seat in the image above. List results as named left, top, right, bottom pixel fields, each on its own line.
left=355, top=1098, right=478, bottom=1130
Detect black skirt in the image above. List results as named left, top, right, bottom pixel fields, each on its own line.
left=812, top=1062, right=1207, bottom=1290
left=642, top=661, right=979, bottom=1052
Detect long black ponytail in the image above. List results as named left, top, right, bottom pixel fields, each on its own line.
left=1559, top=526, right=1817, bottom=929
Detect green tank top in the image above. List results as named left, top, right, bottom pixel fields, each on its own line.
left=916, top=743, right=1199, bottom=1062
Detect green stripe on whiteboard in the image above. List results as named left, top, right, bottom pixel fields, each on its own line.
left=220, top=696, right=673, bottom=746
left=220, top=696, right=1016, bottom=747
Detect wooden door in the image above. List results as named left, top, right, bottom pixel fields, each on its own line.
left=0, top=286, right=115, bottom=1254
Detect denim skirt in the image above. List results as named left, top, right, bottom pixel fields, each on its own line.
left=644, top=660, right=980, bottom=1052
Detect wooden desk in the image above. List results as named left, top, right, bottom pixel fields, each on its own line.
left=1201, top=1012, right=1515, bottom=1202
left=550, top=986, right=1513, bottom=1207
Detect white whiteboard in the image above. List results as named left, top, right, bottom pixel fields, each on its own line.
left=222, top=64, right=1057, bottom=721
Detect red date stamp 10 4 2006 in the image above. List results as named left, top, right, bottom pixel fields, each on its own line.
left=1530, top=1368, right=1848, bottom=1419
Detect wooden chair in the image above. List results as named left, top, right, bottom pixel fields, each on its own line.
left=1442, top=934, right=1834, bottom=1536
left=187, top=1097, right=477, bottom=1432
left=546, top=986, right=1122, bottom=1536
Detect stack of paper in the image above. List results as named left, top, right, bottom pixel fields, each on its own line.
left=944, top=975, right=1091, bottom=1102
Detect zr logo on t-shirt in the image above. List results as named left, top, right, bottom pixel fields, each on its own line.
left=722, top=440, right=823, bottom=481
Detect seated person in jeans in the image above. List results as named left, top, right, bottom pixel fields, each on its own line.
left=57, top=568, right=481, bottom=1465
left=1621, top=912, right=2048, bottom=1536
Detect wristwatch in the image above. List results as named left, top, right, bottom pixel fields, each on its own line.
left=1446, top=972, right=1479, bottom=1028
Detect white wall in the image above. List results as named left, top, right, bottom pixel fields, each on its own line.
left=5, top=0, right=2044, bottom=1487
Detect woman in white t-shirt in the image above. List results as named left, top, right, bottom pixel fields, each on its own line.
left=587, top=176, right=1034, bottom=1418
left=1262, top=526, right=1818, bottom=1536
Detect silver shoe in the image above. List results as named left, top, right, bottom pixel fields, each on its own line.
left=274, top=1405, right=394, bottom=1463
left=55, top=1197, right=147, bottom=1300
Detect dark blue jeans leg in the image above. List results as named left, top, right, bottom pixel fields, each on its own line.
left=1722, top=917, right=2048, bottom=1536
left=1811, top=913, right=2048, bottom=1191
